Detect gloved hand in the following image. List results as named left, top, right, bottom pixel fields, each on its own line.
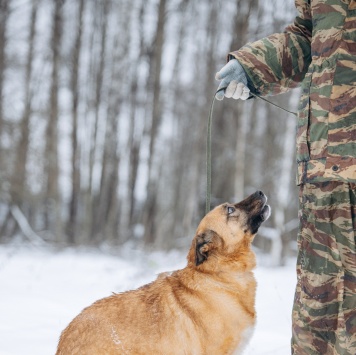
left=215, top=59, right=250, bottom=100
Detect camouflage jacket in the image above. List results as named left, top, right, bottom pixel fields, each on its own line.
left=230, top=0, right=356, bottom=184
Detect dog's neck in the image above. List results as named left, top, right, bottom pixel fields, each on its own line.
left=186, top=245, right=256, bottom=274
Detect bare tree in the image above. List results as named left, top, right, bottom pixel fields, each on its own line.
left=0, top=0, right=9, bottom=143
left=81, top=0, right=110, bottom=243
left=44, top=0, right=65, bottom=240
left=67, top=0, right=85, bottom=244
left=92, top=0, right=131, bottom=243
left=143, top=0, right=167, bottom=245
left=12, top=0, right=38, bottom=203
left=88, top=0, right=110, bottom=196
left=126, top=0, right=146, bottom=234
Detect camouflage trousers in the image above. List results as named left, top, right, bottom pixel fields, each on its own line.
left=292, top=181, right=356, bottom=354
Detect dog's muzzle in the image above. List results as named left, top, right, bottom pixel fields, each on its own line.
left=236, top=191, right=271, bottom=234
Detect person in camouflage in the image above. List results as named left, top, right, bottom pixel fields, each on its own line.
left=215, top=0, right=356, bottom=354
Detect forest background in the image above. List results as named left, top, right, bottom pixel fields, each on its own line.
left=0, top=0, right=300, bottom=266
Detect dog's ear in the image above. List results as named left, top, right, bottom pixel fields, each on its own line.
left=195, top=230, right=217, bottom=266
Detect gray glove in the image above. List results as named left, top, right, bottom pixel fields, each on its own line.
left=215, top=59, right=250, bottom=100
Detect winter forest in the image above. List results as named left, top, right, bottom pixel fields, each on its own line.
left=0, top=0, right=300, bottom=265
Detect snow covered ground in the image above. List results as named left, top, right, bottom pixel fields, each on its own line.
left=0, top=244, right=296, bottom=355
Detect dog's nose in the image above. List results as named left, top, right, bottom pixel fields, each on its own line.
left=257, top=190, right=264, bottom=197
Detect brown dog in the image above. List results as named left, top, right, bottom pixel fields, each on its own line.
left=56, top=191, right=270, bottom=355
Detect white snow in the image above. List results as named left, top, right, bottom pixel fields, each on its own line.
left=0, top=244, right=296, bottom=355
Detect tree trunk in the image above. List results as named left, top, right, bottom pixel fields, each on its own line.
left=0, top=0, right=9, bottom=142
left=67, top=0, right=85, bottom=244
left=143, top=0, right=166, bottom=246
left=85, top=0, right=110, bottom=242
left=124, top=0, right=144, bottom=238
left=165, top=0, right=191, bottom=244
left=93, top=27, right=124, bottom=243
left=44, top=0, right=65, bottom=241
left=0, top=0, right=10, bottom=202
left=88, top=0, right=109, bottom=197
left=11, top=0, right=38, bottom=207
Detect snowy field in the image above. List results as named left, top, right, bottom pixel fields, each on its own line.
left=0, top=244, right=296, bottom=355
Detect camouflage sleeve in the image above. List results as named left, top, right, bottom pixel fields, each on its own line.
left=230, top=0, right=312, bottom=97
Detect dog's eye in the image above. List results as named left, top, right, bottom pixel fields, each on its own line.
left=227, top=206, right=235, bottom=214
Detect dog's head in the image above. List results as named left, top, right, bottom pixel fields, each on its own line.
left=187, top=191, right=271, bottom=269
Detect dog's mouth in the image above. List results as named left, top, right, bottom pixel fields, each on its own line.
left=236, top=191, right=271, bottom=234
left=249, top=203, right=271, bottom=234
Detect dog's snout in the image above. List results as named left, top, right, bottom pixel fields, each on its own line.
left=256, top=190, right=264, bottom=198
left=255, top=191, right=267, bottom=204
